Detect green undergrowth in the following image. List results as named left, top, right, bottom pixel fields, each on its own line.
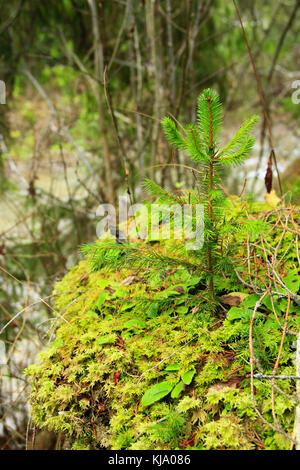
left=25, top=200, right=300, bottom=450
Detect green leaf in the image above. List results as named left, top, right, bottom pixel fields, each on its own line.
left=85, top=310, right=99, bottom=319
left=104, top=314, right=113, bottom=320
left=187, top=275, right=201, bottom=286
left=97, top=279, right=111, bottom=289
left=164, top=363, right=181, bottom=373
left=240, top=294, right=261, bottom=308
left=146, top=302, right=159, bottom=318
left=227, top=306, right=242, bottom=320
left=171, top=381, right=184, bottom=398
left=283, top=270, right=300, bottom=294
left=227, top=306, right=261, bottom=322
left=124, top=318, right=146, bottom=330
left=97, top=291, right=108, bottom=310
left=262, top=295, right=281, bottom=316
left=175, top=306, right=189, bottom=314
left=181, top=369, right=196, bottom=385
left=141, top=381, right=174, bottom=406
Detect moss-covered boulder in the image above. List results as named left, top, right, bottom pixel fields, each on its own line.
left=25, top=203, right=299, bottom=450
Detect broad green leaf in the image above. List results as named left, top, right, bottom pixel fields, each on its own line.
left=227, top=307, right=261, bottom=321
left=85, top=310, right=98, bottom=319
left=181, top=369, right=196, bottom=385
left=104, top=314, right=113, bottom=320
left=240, top=294, right=260, bottom=308
left=171, top=381, right=184, bottom=398
left=97, top=280, right=111, bottom=289
left=175, top=306, right=189, bottom=314
left=146, top=302, right=159, bottom=318
left=262, top=295, right=281, bottom=316
left=124, top=318, right=146, bottom=330
left=187, top=275, right=201, bottom=286
left=97, top=291, right=108, bottom=310
left=227, top=306, right=246, bottom=320
left=164, top=363, right=181, bottom=373
left=279, top=298, right=296, bottom=314
left=113, top=287, right=127, bottom=298
left=141, top=381, right=174, bottom=406
left=283, top=270, right=300, bottom=294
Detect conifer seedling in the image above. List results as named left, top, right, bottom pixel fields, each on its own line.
left=145, top=88, right=258, bottom=298
left=83, top=89, right=258, bottom=301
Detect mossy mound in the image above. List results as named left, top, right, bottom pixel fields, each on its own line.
left=26, top=203, right=299, bottom=450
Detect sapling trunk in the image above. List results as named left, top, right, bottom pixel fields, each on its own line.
left=206, top=95, right=215, bottom=298
left=207, top=159, right=215, bottom=298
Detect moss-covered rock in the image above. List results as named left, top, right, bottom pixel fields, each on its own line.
left=25, top=203, right=299, bottom=450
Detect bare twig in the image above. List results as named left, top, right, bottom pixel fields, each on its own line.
left=233, top=0, right=282, bottom=195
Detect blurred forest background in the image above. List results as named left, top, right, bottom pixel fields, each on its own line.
left=0, top=0, right=300, bottom=449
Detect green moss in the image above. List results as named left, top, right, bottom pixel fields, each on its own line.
left=25, top=203, right=299, bottom=450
